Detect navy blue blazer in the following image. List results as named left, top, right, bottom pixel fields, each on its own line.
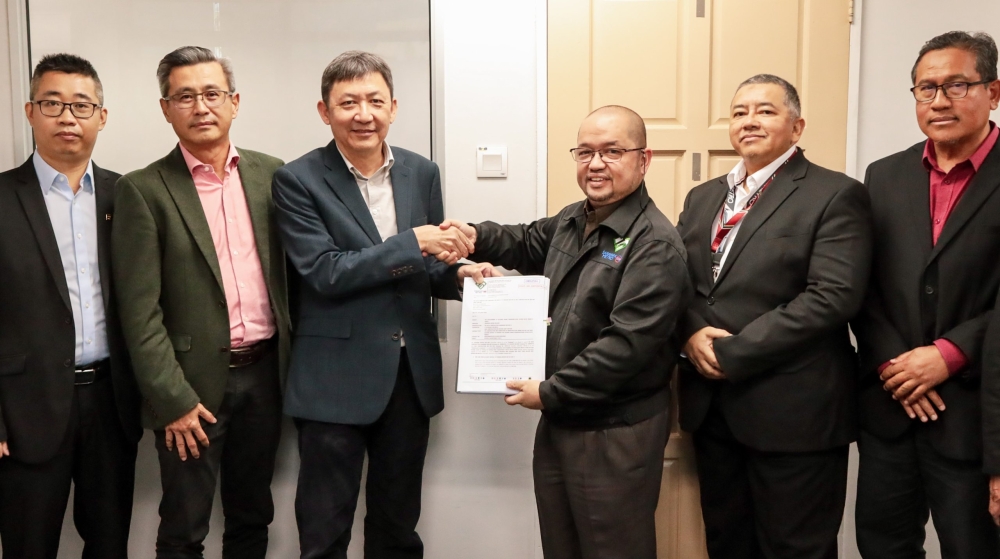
left=273, top=141, right=460, bottom=424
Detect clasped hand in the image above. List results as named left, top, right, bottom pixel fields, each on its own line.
left=880, top=345, right=949, bottom=422
left=683, top=327, right=732, bottom=380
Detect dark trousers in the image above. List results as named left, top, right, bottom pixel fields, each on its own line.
left=855, top=428, right=999, bottom=559
left=532, top=408, right=670, bottom=559
left=692, top=405, right=848, bottom=559
left=0, top=376, right=138, bottom=559
left=295, top=350, right=430, bottom=559
left=154, top=348, right=282, bottom=559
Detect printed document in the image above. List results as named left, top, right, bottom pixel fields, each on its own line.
left=457, top=276, right=549, bottom=394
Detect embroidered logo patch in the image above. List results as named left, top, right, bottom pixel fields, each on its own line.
left=601, top=250, right=617, bottom=261
left=614, top=237, right=630, bottom=252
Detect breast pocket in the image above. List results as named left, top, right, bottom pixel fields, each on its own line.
left=0, top=354, right=26, bottom=376
left=765, top=224, right=810, bottom=239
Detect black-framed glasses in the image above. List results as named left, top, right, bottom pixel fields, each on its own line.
left=910, top=80, right=992, bottom=102
left=32, top=100, right=102, bottom=119
left=163, top=89, right=232, bottom=108
left=569, top=147, right=646, bottom=163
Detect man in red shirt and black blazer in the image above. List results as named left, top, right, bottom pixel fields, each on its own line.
left=852, top=31, right=1000, bottom=559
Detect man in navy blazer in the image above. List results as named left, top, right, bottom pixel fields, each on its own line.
left=272, top=51, right=492, bottom=559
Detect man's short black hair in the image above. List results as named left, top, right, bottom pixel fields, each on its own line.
left=30, top=53, right=104, bottom=104
left=912, top=31, right=998, bottom=84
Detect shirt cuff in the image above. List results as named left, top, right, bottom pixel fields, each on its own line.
left=878, top=360, right=890, bottom=374
left=933, top=339, right=968, bottom=376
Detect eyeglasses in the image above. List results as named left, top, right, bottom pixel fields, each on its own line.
left=569, top=147, right=646, bottom=163
left=31, top=100, right=102, bottom=119
left=910, top=80, right=992, bottom=102
left=163, top=89, right=232, bottom=108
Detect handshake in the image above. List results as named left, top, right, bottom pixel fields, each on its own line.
left=415, top=219, right=500, bottom=285
left=414, top=219, right=479, bottom=265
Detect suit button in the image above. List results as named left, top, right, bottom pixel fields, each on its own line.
left=64, top=358, right=72, bottom=367
left=924, top=285, right=935, bottom=295
left=707, top=297, right=715, bottom=306
left=220, top=347, right=228, bottom=353
left=391, top=332, right=401, bottom=341
left=219, top=300, right=226, bottom=308
left=65, top=317, right=72, bottom=325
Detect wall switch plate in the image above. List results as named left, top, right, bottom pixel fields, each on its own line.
left=476, top=145, right=507, bottom=178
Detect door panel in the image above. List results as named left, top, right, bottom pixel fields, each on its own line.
left=549, top=0, right=852, bottom=556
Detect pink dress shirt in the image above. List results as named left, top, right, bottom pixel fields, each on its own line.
left=180, top=143, right=276, bottom=347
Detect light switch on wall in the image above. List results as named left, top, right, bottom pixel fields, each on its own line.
left=476, top=145, right=507, bottom=178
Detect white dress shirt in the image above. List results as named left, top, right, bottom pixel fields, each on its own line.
left=338, top=142, right=398, bottom=242
left=337, top=142, right=405, bottom=345
left=713, top=144, right=798, bottom=279
left=33, top=151, right=110, bottom=365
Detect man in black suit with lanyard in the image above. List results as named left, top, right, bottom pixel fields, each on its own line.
left=0, top=54, right=141, bottom=558
left=853, top=31, right=1000, bottom=559
left=676, top=74, right=872, bottom=559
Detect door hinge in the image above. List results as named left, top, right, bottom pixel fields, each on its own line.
left=848, top=0, right=855, bottom=24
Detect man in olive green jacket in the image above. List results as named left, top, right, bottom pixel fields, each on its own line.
left=112, top=46, right=289, bottom=559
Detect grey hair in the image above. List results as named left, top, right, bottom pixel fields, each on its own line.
left=911, top=31, right=998, bottom=84
left=156, top=46, right=236, bottom=98
left=735, top=74, right=802, bottom=119
left=321, top=50, right=394, bottom=104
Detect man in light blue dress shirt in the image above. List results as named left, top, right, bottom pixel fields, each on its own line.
left=0, top=53, right=142, bottom=558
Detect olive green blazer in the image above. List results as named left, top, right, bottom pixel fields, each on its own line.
left=112, top=145, right=290, bottom=429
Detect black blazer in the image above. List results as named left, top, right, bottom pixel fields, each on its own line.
left=676, top=151, right=873, bottom=453
left=982, top=289, right=1000, bottom=473
left=854, top=139, right=1000, bottom=462
left=272, top=142, right=461, bottom=425
left=0, top=158, right=141, bottom=464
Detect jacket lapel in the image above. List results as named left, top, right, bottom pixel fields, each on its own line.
left=898, top=148, right=934, bottom=263
left=13, top=159, right=72, bottom=310
left=698, top=180, right=728, bottom=292
left=159, top=146, right=225, bottom=292
left=321, top=142, right=382, bottom=245
left=236, top=150, right=272, bottom=288
left=928, top=141, right=1000, bottom=263
left=711, top=154, right=806, bottom=289
left=390, top=154, right=413, bottom=233
left=94, top=164, right=115, bottom=313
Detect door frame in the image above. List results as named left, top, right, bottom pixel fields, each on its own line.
left=538, top=0, right=866, bottom=215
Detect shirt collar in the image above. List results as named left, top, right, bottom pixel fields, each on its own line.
left=32, top=151, right=94, bottom=194
left=178, top=142, right=240, bottom=176
left=922, top=121, right=998, bottom=173
left=568, top=182, right=650, bottom=237
left=337, top=142, right=394, bottom=181
left=727, top=144, right=798, bottom=191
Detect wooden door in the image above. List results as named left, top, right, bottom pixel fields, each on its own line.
left=548, top=1, right=853, bottom=556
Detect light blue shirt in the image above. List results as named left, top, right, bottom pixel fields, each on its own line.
left=33, top=151, right=109, bottom=365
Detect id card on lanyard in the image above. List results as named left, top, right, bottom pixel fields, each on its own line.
left=711, top=149, right=798, bottom=280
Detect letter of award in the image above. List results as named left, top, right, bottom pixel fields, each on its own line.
left=457, top=275, right=549, bottom=394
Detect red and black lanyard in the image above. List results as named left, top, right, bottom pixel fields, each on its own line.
left=711, top=149, right=797, bottom=276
